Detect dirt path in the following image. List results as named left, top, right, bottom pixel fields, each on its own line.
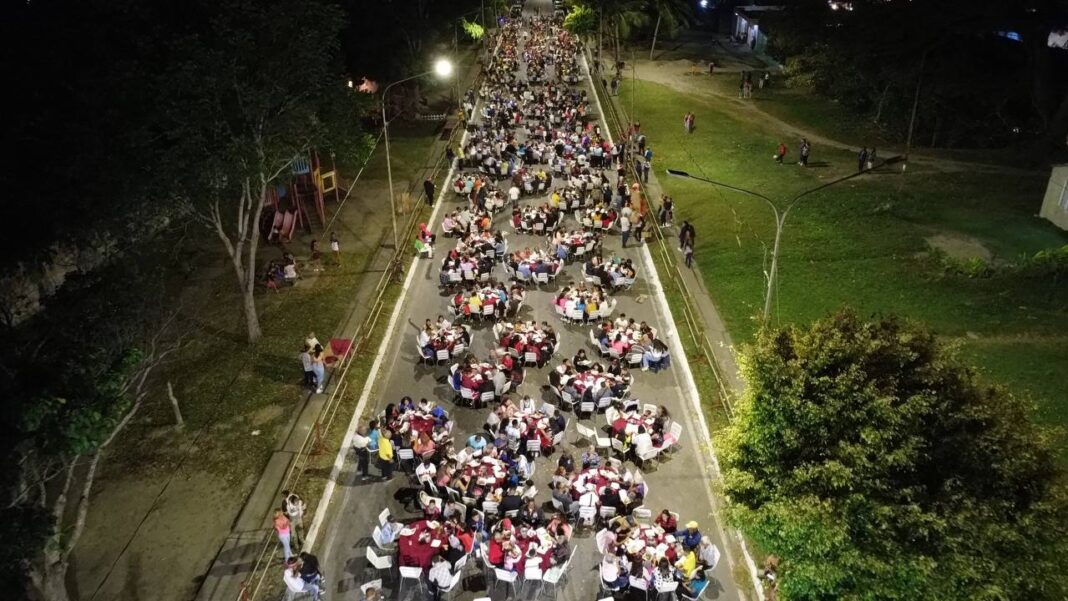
left=630, top=58, right=1045, bottom=177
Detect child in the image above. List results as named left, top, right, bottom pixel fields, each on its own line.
left=330, top=232, right=341, bottom=265
left=503, top=542, right=522, bottom=571
left=684, top=242, right=694, bottom=269
left=774, top=142, right=787, bottom=164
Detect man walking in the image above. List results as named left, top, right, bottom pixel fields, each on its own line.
left=423, top=177, right=436, bottom=206
left=799, top=138, right=810, bottom=167
left=857, top=147, right=868, bottom=172
left=620, top=212, right=632, bottom=248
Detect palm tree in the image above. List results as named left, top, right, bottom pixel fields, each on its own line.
left=602, top=0, right=649, bottom=67
left=648, top=0, right=694, bottom=60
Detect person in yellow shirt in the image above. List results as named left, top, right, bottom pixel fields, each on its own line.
left=674, top=545, right=697, bottom=579
left=550, top=190, right=561, bottom=208
left=378, top=429, right=395, bottom=479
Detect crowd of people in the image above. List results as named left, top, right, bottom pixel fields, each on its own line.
left=552, top=282, right=616, bottom=323
left=583, top=254, right=637, bottom=290
left=416, top=317, right=472, bottom=362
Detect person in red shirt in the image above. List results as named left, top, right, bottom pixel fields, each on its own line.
left=655, top=508, right=678, bottom=533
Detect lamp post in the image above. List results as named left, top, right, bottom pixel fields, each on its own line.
left=381, top=58, right=453, bottom=252
left=667, top=155, right=904, bottom=322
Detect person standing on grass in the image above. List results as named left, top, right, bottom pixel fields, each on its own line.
left=300, top=344, right=315, bottom=390
left=659, top=195, right=674, bottom=227
left=330, top=232, right=341, bottom=265
left=858, top=147, right=868, bottom=172
left=774, top=142, right=788, bottom=164
left=310, top=343, right=326, bottom=394
left=274, top=510, right=293, bottom=561
left=378, top=428, right=395, bottom=479
left=424, top=177, right=436, bottom=206
left=799, top=138, right=810, bottom=167
left=283, top=490, right=306, bottom=547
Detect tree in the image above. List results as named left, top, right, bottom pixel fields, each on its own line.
left=161, top=0, right=370, bottom=344
left=0, top=259, right=186, bottom=601
left=564, top=4, right=598, bottom=40
left=722, top=310, right=1068, bottom=601
left=648, top=0, right=694, bottom=60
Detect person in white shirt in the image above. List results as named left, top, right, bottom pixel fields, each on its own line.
left=351, top=425, right=372, bottom=479
left=415, top=457, right=438, bottom=483
left=632, top=426, right=655, bottom=458
left=379, top=515, right=403, bottom=545
left=509, top=185, right=521, bottom=207
left=698, top=536, right=721, bottom=570
left=283, top=490, right=306, bottom=546
left=283, top=559, right=321, bottom=600
left=518, top=395, right=537, bottom=413
left=427, top=554, right=454, bottom=601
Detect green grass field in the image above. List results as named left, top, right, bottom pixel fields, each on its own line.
left=621, top=78, right=1068, bottom=436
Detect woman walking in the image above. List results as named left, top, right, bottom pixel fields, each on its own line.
left=311, top=343, right=326, bottom=394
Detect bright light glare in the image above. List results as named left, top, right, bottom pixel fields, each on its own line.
left=699, top=0, right=708, bottom=7
left=434, top=59, right=454, bottom=78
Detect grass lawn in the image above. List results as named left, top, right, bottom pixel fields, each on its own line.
left=621, top=77, right=1068, bottom=439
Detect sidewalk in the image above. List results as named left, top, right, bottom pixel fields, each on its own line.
left=192, top=64, right=482, bottom=601
left=601, top=69, right=747, bottom=399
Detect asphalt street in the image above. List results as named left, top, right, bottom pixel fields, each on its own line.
left=315, top=2, right=744, bottom=601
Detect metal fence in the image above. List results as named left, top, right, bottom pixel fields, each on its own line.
left=583, top=48, right=735, bottom=420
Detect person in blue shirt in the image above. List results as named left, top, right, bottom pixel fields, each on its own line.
left=680, top=567, right=709, bottom=599
left=675, top=521, right=702, bottom=551
left=399, top=396, right=415, bottom=413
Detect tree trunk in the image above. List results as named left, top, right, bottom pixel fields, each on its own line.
left=167, top=381, right=184, bottom=429
left=649, top=14, right=662, bottom=60
left=210, top=178, right=263, bottom=344
left=872, top=82, right=890, bottom=125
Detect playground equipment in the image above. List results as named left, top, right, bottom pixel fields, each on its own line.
left=264, top=150, right=343, bottom=242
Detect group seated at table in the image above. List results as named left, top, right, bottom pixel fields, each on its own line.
left=441, top=209, right=493, bottom=238
left=447, top=355, right=524, bottom=407
left=448, top=282, right=524, bottom=321
left=552, top=283, right=617, bottom=323
left=604, top=402, right=677, bottom=461
left=591, top=318, right=671, bottom=372
left=578, top=203, right=619, bottom=231
left=548, top=359, right=633, bottom=409
left=548, top=456, right=647, bottom=519
left=449, top=229, right=507, bottom=261
left=504, top=248, right=563, bottom=284
left=484, top=513, right=572, bottom=573
left=451, top=173, right=508, bottom=213
left=492, top=319, right=558, bottom=367
left=597, top=514, right=721, bottom=600
left=379, top=397, right=455, bottom=461
left=551, top=228, right=600, bottom=263
left=584, top=255, right=637, bottom=290
left=439, top=247, right=497, bottom=288
left=485, top=395, right=567, bottom=455
left=510, top=203, right=563, bottom=235
left=416, top=317, right=472, bottom=363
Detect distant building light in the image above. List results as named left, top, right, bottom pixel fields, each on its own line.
left=828, top=1, right=853, bottom=10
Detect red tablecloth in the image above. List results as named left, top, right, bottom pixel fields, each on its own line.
left=486, top=534, right=553, bottom=571
left=459, top=458, right=508, bottom=498
left=610, top=415, right=655, bottom=435
left=397, top=520, right=449, bottom=568
left=407, top=414, right=436, bottom=435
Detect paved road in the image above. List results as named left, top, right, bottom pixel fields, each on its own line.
left=314, top=2, right=745, bottom=601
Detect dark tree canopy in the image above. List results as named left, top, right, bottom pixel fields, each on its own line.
left=764, top=0, right=1068, bottom=151
left=723, top=310, right=1068, bottom=600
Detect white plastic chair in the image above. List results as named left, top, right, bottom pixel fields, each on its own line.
left=365, top=546, right=393, bottom=581
left=398, top=566, right=426, bottom=600
left=493, top=568, right=518, bottom=597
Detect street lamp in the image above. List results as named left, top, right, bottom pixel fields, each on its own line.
left=381, top=58, right=454, bottom=251
left=667, top=155, right=904, bottom=322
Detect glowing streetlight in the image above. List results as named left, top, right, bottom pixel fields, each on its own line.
left=434, top=58, right=454, bottom=78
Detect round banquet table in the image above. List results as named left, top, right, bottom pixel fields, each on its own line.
left=486, top=528, right=555, bottom=571
left=610, top=413, right=656, bottom=436
left=459, top=457, right=509, bottom=498
left=397, top=520, right=450, bottom=568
